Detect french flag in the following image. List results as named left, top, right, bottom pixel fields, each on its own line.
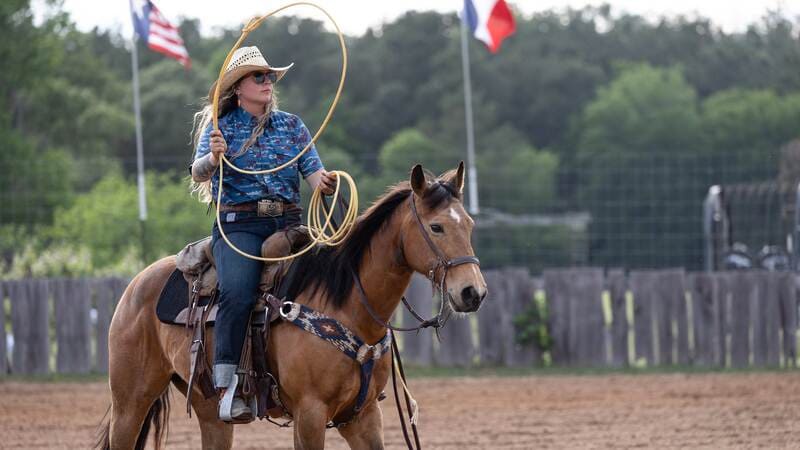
left=130, top=0, right=191, bottom=68
left=462, top=0, right=516, bottom=53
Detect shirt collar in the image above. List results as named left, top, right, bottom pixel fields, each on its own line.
left=233, top=106, right=274, bottom=128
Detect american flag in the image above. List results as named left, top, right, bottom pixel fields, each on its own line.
left=130, top=0, right=191, bottom=68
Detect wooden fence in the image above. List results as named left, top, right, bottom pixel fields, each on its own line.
left=401, top=268, right=799, bottom=368
left=0, top=278, right=128, bottom=375
left=1, top=268, right=798, bottom=374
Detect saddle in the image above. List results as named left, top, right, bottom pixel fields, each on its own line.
left=170, top=225, right=311, bottom=422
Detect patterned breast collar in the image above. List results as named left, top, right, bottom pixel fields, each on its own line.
left=279, top=301, right=392, bottom=418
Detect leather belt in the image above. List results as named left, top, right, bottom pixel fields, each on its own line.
left=218, top=199, right=295, bottom=217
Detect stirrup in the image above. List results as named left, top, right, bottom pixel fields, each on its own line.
left=218, top=376, right=257, bottom=424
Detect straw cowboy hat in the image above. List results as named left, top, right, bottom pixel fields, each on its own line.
left=208, top=46, right=294, bottom=98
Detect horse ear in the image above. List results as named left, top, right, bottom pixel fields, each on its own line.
left=410, top=164, right=427, bottom=197
left=454, top=161, right=465, bottom=194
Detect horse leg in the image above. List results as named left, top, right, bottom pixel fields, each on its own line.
left=108, top=366, right=172, bottom=449
left=293, top=400, right=329, bottom=450
left=192, top=395, right=234, bottom=450
left=168, top=375, right=233, bottom=450
left=337, top=401, right=385, bottom=450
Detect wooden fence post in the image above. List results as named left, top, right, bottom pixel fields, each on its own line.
left=781, top=275, right=799, bottom=367
left=8, top=280, right=50, bottom=374
left=607, top=269, right=628, bottom=367
left=668, top=270, right=690, bottom=365
left=544, top=269, right=571, bottom=365
left=0, top=281, right=7, bottom=375
left=477, top=270, right=504, bottom=365
left=93, top=278, right=117, bottom=373
left=435, top=304, right=475, bottom=367
left=400, top=273, right=434, bottom=366
left=724, top=272, right=757, bottom=368
left=629, top=271, right=655, bottom=365
left=53, top=278, right=92, bottom=374
left=502, top=268, right=540, bottom=367
left=688, top=273, right=722, bottom=366
left=544, top=268, right=604, bottom=366
left=478, top=268, right=541, bottom=367
left=751, top=272, right=782, bottom=367
left=762, top=272, right=783, bottom=366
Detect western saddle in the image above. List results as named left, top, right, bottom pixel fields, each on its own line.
left=173, top=225, right=311, bottom=423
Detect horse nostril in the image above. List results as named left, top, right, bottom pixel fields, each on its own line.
left=461, top=286, right=480, bottom=306
left=479, top=288, right=487, bottom=302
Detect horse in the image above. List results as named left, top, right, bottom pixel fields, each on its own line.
left=95, top=162, right=487, bottom=449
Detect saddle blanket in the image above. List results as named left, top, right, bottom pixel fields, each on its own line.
left=156, top=268, right=216, bottom=325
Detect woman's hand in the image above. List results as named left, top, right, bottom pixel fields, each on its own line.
left=209, top=130, right=227, bottom=165
left=319, top=170, right=338, bottom=195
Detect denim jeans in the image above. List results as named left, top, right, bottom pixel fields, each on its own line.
left=211, top=212, right=297, bottom=388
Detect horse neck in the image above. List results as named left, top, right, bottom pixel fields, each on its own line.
left=343, top=207, right=413, bottom=344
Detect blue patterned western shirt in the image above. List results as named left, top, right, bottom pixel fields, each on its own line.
left=194, top=107, right=324, bottom=205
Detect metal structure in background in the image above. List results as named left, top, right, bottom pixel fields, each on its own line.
left=704, top=182, right=796, bottom=272
left=459, top=10, right=480, bottom=215
left=795, top=183, right=800, bottom=270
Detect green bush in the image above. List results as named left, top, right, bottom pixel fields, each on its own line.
left=46, top=170, right=212, bottom=270
left=513, top=291, right=552, bottom=353
left=3, top=240, right=93, bottom=279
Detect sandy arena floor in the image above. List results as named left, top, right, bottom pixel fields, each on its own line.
left=0, top=372, right=798, bottom=449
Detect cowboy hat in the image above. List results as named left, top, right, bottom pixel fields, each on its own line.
left=208, top=46, right=294, bottom=99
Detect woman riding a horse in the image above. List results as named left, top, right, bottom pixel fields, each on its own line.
left=98, top=44, right=487, bottom=450
left=190, top=45, right=337, bottom=421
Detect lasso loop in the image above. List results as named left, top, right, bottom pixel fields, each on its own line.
left=210, top=2, right=356, bottom=262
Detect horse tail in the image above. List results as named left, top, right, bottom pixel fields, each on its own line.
left=135, top=389, right=171, bottom=450
left=94, top=405, right=111, bottom=450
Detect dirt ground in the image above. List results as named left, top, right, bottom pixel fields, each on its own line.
left=0, top=372, right=798, bottom=449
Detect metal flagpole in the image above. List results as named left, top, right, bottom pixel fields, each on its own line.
left=130, top=27, right=148, bottom=262
left=459, top=13, right=480, bottom=215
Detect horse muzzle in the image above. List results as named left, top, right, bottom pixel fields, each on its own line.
left=452, top=285, right=487, bottom=313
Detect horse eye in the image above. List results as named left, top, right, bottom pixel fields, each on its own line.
left=430, top=224, right=444, bottom=234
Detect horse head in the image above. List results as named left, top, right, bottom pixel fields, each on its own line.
left=402, top=162, right=488, bottom=313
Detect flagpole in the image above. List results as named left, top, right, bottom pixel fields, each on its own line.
left=459, top=12, right=480, bottom=215
left=130, top=28, right=148, bottom=262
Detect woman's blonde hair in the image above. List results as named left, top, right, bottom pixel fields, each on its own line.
left=189, top=78, right=279, bottom=203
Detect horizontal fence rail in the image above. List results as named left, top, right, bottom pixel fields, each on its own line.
left=1, top=269, right=798, bottom=375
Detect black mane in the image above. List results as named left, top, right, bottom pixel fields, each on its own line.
left=285, top=176, right=460, bottom=309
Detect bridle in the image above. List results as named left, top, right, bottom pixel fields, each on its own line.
left=351, top=190, right=481, bottom=333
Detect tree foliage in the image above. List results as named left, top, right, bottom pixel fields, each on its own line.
left=5, top=1, right=800, bottom=273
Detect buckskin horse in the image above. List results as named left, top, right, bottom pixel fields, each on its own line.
left=96, top=163, right=487, bottom=449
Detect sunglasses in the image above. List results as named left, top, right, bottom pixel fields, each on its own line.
left=252, top=71, right=278, bottom=84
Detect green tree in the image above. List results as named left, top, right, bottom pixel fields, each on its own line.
left=702, top=89, right=800, bottom=182
left=47, top=171, right=211, bottom=268
left=476, top=125, right=558, bottom=214
left=0, top=127, right=74, bottom=225
left=578, top=64, right=702, bottom=158
left=379, top=128, right=455, bottom=181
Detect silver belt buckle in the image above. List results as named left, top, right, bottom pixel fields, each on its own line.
left=258, top=199, right=283, bottom=217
